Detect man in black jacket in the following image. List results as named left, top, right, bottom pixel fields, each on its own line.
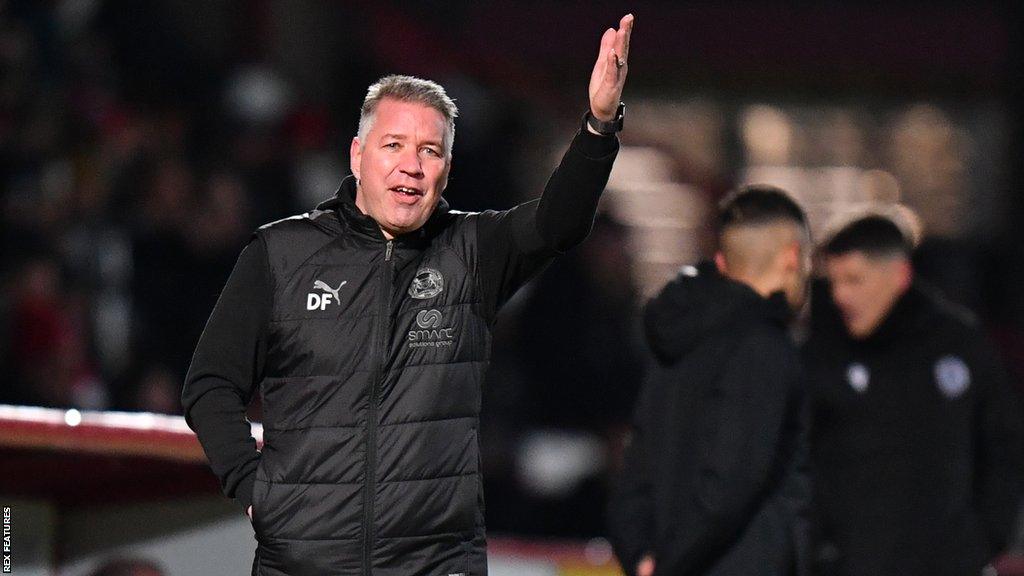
left=180, top=14, right=634, bottom=576
left=805, top=215, right=1024, bottom=576
left=608, top=186, right=812, bottom=576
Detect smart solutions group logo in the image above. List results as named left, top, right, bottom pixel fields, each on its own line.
left=408, top=309, right=455, bottom=348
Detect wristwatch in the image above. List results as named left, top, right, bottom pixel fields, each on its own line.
left=586, top=102, right=625, bottom=135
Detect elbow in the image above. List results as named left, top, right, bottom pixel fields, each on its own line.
left=539, top=220, right=595, bottom=253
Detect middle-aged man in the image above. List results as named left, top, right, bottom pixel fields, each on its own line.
left=180, top=14, right=634, bottom=576
left=804, top=214, right=1024, bottom=576
left=608, top=186, right=812, bottom=576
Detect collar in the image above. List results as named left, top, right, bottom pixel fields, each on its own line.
left=315, top=175, right=451, bottom=246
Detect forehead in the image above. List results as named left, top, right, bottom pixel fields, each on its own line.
left=825, top=251, right=891, bottom=276
left=369, top=98, right=446, bottom=138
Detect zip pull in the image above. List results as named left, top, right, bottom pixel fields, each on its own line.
left=385, top=240, right=394, bottom=261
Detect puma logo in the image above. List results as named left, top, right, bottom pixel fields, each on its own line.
left=307, top=280, right=347, bottom=310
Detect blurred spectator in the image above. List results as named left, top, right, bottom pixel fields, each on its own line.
left=3, top=254, right=105, bottom=408
left=804, top=215, right=1024, bottom=576
left=483, top=212, right=645, bottom=537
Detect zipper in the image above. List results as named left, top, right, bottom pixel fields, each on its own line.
left=363, top=239, right=394, bottom=576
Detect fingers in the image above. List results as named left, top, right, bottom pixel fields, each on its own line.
left=615, top=13, right=634, bottom=64
left=599, top=27, right=615, bottom=61
left=637, top=556, right=655, bottom=576
left=604, top=47, right=620, bottom=86
left=591, top=27, right=615, bottom=89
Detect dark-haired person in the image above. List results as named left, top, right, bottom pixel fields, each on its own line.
left=805, top=214, right=1024, bottom=576
left=180, top=15, right=634, bottom=576
left=608, top=185, right=812, bottom=576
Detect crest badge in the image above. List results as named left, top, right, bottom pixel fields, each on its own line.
left=409, top=267, right=444, bottom=299
left=846, top=362, right=870, bottom=394
left=934, top=355, right=971, bottom=399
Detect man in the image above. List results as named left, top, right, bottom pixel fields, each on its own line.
left=608, top=186, right=812, bottom=576
left=180, top=14, right=634, bottom=576
left=805, top=214, right=1024, bottom=576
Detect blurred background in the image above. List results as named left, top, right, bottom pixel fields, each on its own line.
left=1, top=1, right=1022, bottom=574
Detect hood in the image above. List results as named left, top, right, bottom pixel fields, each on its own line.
left=644, top=260, right=792, bottom=365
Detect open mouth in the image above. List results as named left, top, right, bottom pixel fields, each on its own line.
left=390, top=186, right=424, bottom=199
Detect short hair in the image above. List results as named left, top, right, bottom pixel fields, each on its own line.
left=823, top=214, right=912, bottom=259
left=358, top=75, right=458, bottom=156
left=718, top=184, right=808, bottom=233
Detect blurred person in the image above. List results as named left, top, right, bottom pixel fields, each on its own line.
left=181, top=14, right=634, bottom=576
left=133, top=364, right=182, bottom=414
left=488, top=212, right=644, bottom=537
left=608, top=186, right=812, bottom=576
left=4, top=254, right=106, bottom=408
left=805, top=215, right=1024, bottom=576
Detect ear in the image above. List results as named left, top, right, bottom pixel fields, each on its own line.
left=714, top=252, right=728, bottom=274
left=438, top=159, right=451, bottom=194
left=349, top=137, right=362, bottom=180
left=896, top=259, right=913, bottom=292
left=781, top=241, right=800, bottom=272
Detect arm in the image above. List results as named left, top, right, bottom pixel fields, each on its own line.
left=475, top=14, right=633, bottom=313
left=180, top=235, right=271, bottom=515
left=656, top=334, right=800, bottom=575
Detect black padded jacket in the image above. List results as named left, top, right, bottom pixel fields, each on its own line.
left=181, top=123, right=618, bottom=576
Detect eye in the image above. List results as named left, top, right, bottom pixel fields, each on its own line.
left=421, top=147, right=441, bottom=157
left=384, top=142, right=400, bottom=150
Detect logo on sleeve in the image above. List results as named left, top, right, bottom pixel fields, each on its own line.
left=409, top=268, right=444, bottom=299
left=307, top=279, right=346, bottom=310
left=934, top=355, right=971, bottom=399
left=846, top=362, right=870, bottom=394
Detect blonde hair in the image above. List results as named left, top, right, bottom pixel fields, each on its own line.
left=358, top=75, right=458, bottom=155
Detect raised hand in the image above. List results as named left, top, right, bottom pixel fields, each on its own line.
left=589, top=14, right=634, bottom=122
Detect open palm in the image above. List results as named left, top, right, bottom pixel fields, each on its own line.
left=589, top=14, right=634, bottom=121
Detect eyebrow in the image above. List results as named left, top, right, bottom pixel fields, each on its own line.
left=381, top=134, right=443, bottom=148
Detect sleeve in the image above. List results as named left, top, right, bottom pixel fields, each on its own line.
left=475, top=117, right=619, bottom=315
left=180, top=234, right=271, bottom=514
left=971, top=336, right=1024, bottom=552
left=655, top=334, right=801, bottom=575
left=607, top=381, right=657, bottom=576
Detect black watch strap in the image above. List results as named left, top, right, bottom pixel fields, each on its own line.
left=586, top=102, right=625, bottom=135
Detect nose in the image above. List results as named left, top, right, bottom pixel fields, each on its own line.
left=397, top=147, right=424, bottom=179
left=831, top=284, right=852, bottom=309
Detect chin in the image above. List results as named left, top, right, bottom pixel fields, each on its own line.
left=846, top=324, right=870, bottom=339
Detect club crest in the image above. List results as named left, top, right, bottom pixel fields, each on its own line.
left=934, top=355, right=971, bottom=399
left=846, top=362, right=870, bottom=394
left=409, top=267, right=444, bottom=299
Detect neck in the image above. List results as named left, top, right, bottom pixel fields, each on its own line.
left=354, top=183, right=396, bottom=241
left=727, top=270, right=783, bottom=300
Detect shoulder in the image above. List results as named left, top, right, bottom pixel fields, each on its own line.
left=917, top=284, right=982, bottom=338
left=257, top=209, right=337, bottom=238
left=254, top=209, right=341, bottom=276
